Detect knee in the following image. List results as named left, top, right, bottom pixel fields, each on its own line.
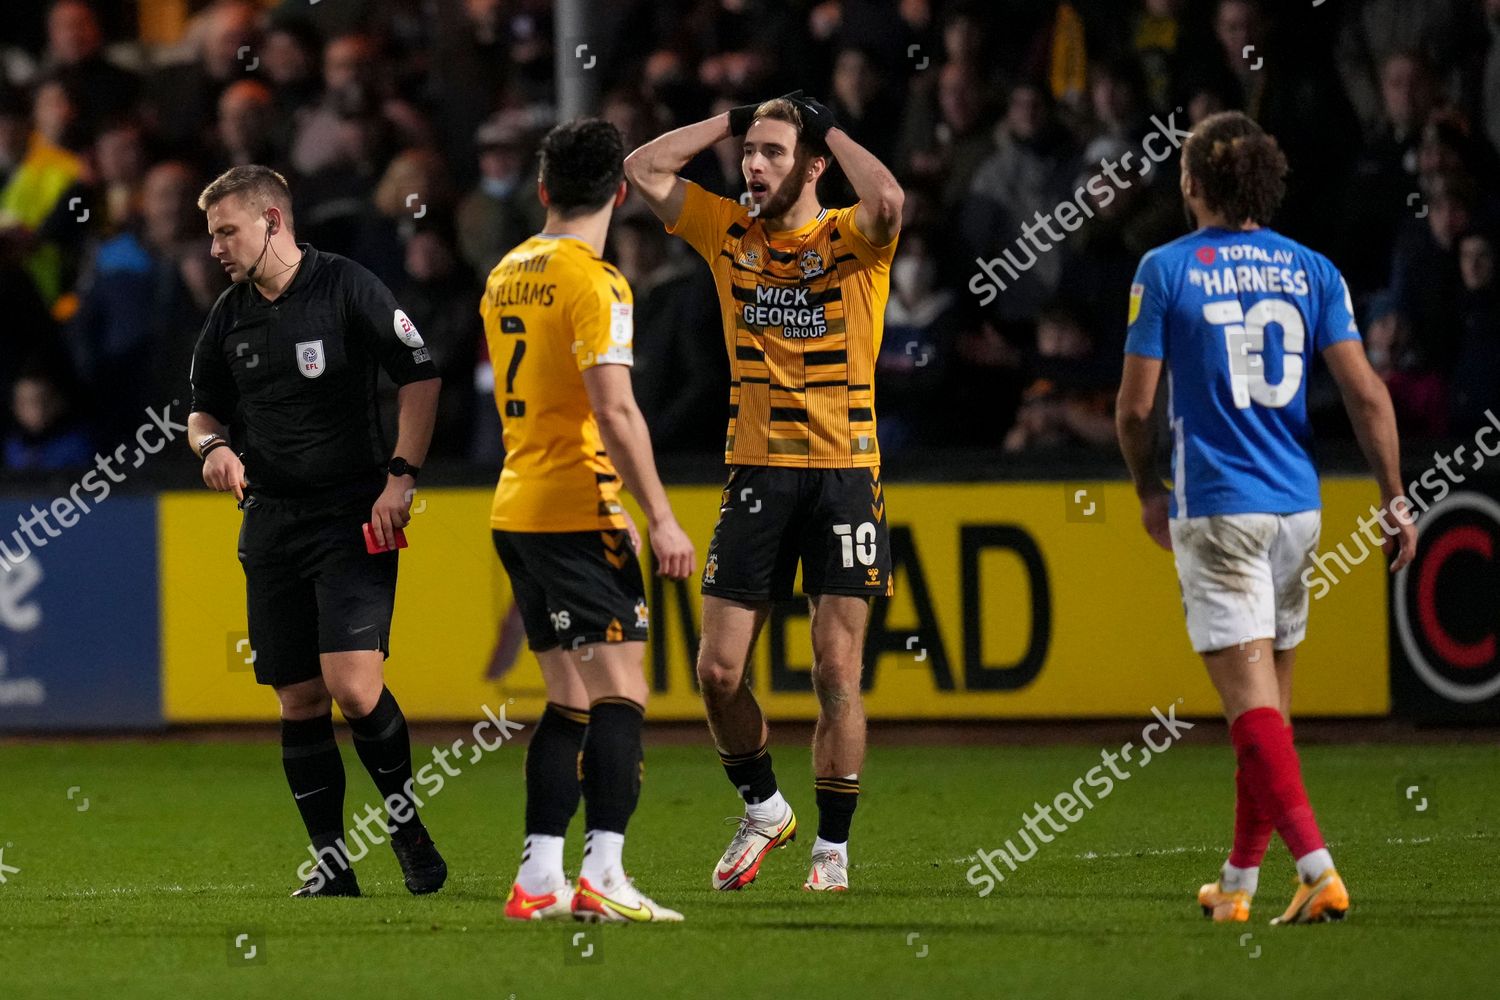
left=327, top=677, right=383, bottom=719
left=811, top=656, right=862, bottom=710
left=277, top=684, right=332, bottom=720
left=695, top=653, right=743, bottom=701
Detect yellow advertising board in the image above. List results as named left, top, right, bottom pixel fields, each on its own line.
left=160, top=478, right=1388, bottom=721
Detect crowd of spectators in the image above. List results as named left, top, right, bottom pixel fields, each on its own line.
left=1, top=0, right=1497, bottom=480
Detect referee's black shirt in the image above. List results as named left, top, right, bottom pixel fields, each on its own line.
left=189, top=244, right=439, bottom=497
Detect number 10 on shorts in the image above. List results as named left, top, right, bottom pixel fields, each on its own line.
left=833, top=522, right=878, bottom=568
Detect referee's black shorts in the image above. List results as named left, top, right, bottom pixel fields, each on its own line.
left=701, top=465, right=893, bottom=602
left=238, top=478, right=397, bottom=688
left=492, top=528, right=648, bottom=652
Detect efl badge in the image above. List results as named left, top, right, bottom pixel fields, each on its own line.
left=738, top=247, right=761, bottom=268
left=799, top=248, right=825, bottom=279
left=296, top=340, right=326, bottom=378
left=393, top=308, right=424, bottom=348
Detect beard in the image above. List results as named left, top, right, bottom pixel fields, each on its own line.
left=760, top=169, right=809, bottom=220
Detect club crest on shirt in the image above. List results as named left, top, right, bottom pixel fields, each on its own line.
left=799, top=248, right=826, bottom=279
left=295, top=339, right=325, bottom=378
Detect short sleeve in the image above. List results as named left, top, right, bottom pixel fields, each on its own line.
left=478, top=264, right=498, bottom=331
left=664, top=180, right=740, bottom=262
left=838, top=205, right=898, bottom=271
left=344, top=260, right=441, bottom=385
left=1124, top=251, right=1170, bottom=359
left=567, top=260, right=634, bottom=371
left=1315, top=260, right=1361, bottom=352
left=188, top=297, right=236, bottom=421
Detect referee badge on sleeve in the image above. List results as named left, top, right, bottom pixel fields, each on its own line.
left=394, top=308, right=425, bottom=348
left=296, top=340, right=326, bottom=378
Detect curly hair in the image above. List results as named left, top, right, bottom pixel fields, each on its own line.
left=538, top=118, right=625, bottom=215
left=1182, top=111, right=1288, bottom=226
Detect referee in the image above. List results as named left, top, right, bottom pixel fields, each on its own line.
left=187, top=165, right=446, bottom=898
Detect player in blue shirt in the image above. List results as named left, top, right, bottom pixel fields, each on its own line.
left=1116, top=112, right=1416, bottom=926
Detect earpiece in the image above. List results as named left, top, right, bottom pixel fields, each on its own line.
left=247, top=212, right=276, bottom=279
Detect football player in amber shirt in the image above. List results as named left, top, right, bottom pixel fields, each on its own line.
left=482, top=119, right=693, bottom=923
left=626, top=94, right=902, bottom=894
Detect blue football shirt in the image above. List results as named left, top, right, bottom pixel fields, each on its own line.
left=1124, top=226, right=1361, bottom=518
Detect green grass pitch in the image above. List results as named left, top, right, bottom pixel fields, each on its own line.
left=1, top=735, right=1496, bottom=998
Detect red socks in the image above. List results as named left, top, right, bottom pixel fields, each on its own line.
left=1228, top=719, right=1290, bottom=868
left=1229, top=761, right=1275, bottom=868
left=1230, top=707, right=1325, bottom=861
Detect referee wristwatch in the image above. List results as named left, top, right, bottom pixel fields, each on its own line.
left=198, top=433, right=228, bottom=460
left=387, top=456, right=420, bottom=479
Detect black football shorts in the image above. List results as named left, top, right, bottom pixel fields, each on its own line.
left=237, top=479, right=397, bottom=688
left=701, top=465, right=893, bottom=602
left=492, top=529, right=649, bottom=652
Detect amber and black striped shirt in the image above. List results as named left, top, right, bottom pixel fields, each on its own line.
left=666, top=181, right=897, bottom=468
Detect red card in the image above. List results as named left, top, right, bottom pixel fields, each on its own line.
left=363, top=522, right=408, bottom=554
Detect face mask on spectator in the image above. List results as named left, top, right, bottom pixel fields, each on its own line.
left=482, top=175, right=517, bottom=199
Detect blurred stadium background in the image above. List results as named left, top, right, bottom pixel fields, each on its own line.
left=1, top=0, right=1496, bottom=728
left=0, top=1, right=1497, bottom=996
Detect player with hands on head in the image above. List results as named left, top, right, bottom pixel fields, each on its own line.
left=625, top=89, right=902, bottom=894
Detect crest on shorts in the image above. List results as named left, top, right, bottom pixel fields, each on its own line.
left=704, top=553, right=719, bottom=585
left=295, top=340, right=325, bottom=378
left=799, top=249, right=825, bottom=279
left=634, top=598, right=649, bottom=629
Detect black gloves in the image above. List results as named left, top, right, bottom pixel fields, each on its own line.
left=790, top=94, right=839, bottom=143
left=727, top=101, right=760, bottom=137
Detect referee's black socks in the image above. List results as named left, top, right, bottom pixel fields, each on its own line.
left=282, top=713, right=348, bottom=864
left=347, top=686, right=423, bottom=838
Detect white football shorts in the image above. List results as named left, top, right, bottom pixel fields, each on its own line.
left=1168, top=510, right=1322, bottom=654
